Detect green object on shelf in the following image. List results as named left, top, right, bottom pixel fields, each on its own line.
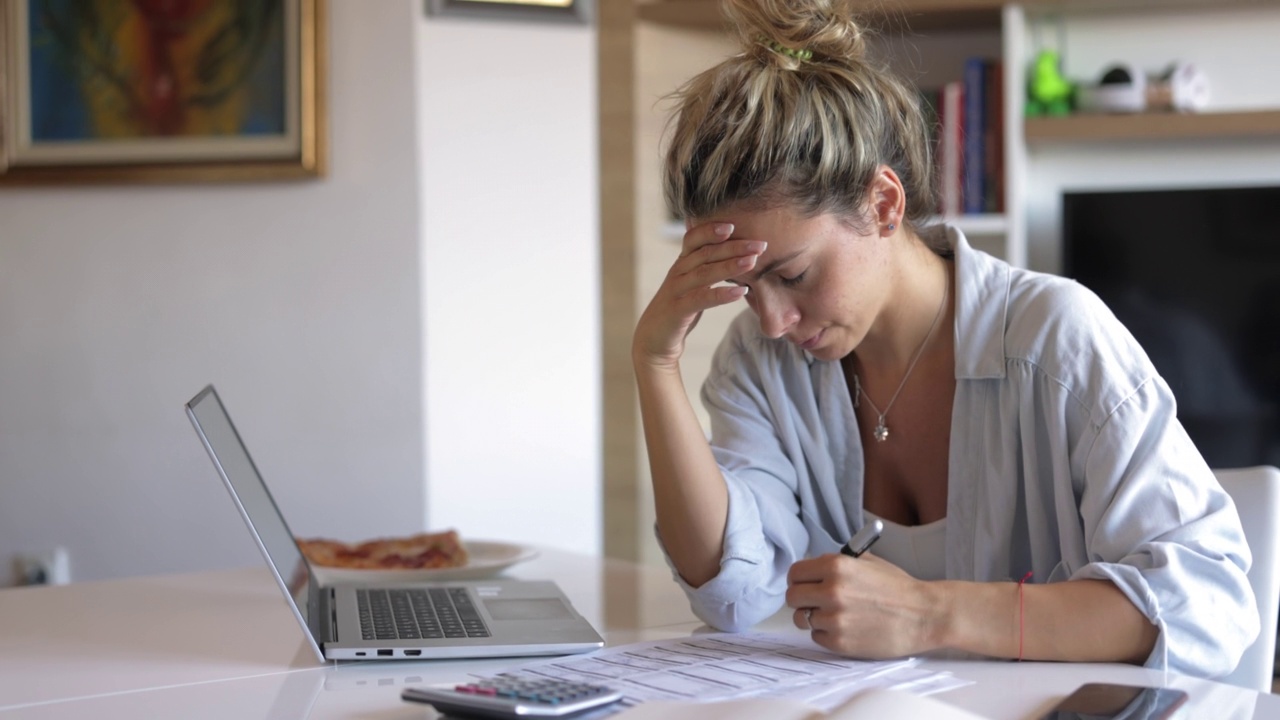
left=1026, top=50, right=1074, bottom=117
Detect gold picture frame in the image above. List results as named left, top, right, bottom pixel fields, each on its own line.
left=0, top=0, right=325, bottom=184
left=426, top=0, right=591, bottom=24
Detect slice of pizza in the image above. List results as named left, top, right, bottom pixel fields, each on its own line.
left=296, top=529, right=469, bottom=570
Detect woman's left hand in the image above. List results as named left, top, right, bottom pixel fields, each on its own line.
left=786, top=553, right=942, bottom=658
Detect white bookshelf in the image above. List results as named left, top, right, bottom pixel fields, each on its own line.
left=938, top=213, right=1008, bottom=235
left=635, top=0, right=1280, bottom=271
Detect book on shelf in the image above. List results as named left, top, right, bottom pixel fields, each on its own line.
left=963, top=57, right=986, bottom=215
left=982, top=58, right=1005, bottom=214
left=939, top=80, right=965, bottom=217
left=924, top=57, right=1004, bottom=219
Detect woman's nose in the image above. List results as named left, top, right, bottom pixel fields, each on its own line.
left=755, top=294, right=799, bottom=339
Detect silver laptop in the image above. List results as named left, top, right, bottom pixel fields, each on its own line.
left=185, top=384, right=604, bottom=662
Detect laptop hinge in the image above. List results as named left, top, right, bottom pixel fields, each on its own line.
left=314, top=587, right=338, bottom=643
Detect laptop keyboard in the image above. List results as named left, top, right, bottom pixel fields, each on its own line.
left=357, top=587, right=492, bottom=641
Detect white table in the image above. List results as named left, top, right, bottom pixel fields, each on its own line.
left=0, top=548, right=1274, bottom=719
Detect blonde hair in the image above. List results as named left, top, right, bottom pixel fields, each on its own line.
left=662, top=0, right=937, bottom=239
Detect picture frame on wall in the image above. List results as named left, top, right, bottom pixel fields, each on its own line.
left=425, top=0, right=591, bottom=24
left=0, top=0, right=325, bottom=184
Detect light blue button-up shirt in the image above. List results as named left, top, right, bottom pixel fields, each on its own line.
left=664, top=227, right=1257, bottom=678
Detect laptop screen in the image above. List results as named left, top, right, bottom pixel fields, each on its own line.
left=186, top=386, right=316, bottom=637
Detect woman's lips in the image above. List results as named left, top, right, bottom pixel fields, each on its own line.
left=798, top=329, right=824, bottom=350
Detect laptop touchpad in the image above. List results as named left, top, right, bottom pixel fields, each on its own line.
left=483, top=598, right=574, bottom=621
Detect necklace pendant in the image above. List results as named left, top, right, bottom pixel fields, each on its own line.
left=873, top=421, right=889, bottom=442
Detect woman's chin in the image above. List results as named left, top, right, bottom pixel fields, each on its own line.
left=807, top=345, right=847, bottom=362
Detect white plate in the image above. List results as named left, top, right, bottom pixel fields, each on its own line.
left=309, top=540, right=539, bottom=585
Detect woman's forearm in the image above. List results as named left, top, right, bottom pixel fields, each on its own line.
left=634, top=361, right=729, bottom=587
left=932, top=578, right=1158, bottom=664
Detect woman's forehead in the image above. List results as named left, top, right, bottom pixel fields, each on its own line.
left=722, top=207, right=845, bottom=243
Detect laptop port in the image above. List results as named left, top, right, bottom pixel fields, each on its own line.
left=377, top=649, right=393, bottom=657
left=404, top=650, right=422, bottom=656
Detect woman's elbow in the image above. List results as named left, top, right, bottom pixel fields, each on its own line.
left=691, top=596, right=779, bottom=633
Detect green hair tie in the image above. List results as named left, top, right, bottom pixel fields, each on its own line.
left=762, top=38, right=813, bottom=62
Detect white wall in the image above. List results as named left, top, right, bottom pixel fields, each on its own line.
left=417, top=16, right=601, bottom=554
left=0, top=0, right=603, bottom=584
left=1024, top=6, right=1280, bottom=272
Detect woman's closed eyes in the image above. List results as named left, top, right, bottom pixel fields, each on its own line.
left=779, top=270, right=807, bottom=288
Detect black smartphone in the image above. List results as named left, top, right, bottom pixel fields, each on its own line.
left=1038, top=683, right=1189, bottom=720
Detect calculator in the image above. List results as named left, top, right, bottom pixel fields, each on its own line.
left=401, top=677, right=624, bottom=719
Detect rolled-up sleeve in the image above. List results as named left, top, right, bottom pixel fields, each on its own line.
left=1073, top=376, right=1258, bottom=678
left=656, top=325, right=814, bottom=631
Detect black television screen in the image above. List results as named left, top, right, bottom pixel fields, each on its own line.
left=1062, top=185, right=1280, bottom=470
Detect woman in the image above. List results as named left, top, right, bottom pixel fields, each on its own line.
left=630, top=0, right=1257, bottom=677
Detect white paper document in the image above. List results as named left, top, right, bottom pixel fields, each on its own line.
left=466, top=632, right=971, bottom=714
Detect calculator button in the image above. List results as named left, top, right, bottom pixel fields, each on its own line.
left=403, top=677, right=623, bottom=718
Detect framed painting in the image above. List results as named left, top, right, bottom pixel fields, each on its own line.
left=0, top=0, right=325, bottom=184
left=425, top=0, right=591, bottom=24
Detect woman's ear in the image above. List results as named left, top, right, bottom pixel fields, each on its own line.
left=869, top=165, right=907, bottom=234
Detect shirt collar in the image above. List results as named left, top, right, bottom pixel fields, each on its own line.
left=948, top=225, right=1010, bottom=379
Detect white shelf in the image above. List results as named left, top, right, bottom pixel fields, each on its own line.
left=666, top=215, right=1009, bottom=240
left=934, top=213, right=1009, bottom=236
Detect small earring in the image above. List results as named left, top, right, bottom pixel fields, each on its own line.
left=886, top=223, right=896, bottom=232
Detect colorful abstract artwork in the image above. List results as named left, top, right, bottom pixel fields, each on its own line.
left=0, top=0, right=324, bottom=182
left=29, top=0, right=285, bottom=141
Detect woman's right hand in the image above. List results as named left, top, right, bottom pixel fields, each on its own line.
left=632, top=221, right=766, bottom=372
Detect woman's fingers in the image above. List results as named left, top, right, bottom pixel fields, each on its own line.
left=795, top=606, right=816, bottom=630
left=679, top=221, right=734, bottom=258
left=786, top=554, right=929, bottom=658
left=786, top=554, right=901, bottom=609
left=667, top=240, right=765, bottom=302
left=676, top=221, right=765, bottom=284
left=648, top=237, right=763, bottom=327
left=632, top=221, right=761, bottom=369
left=673, top=238, right=765, bottom=280
left=675, top=284, right=749, bottom=313
left=787, top=554, right=842, bottom=586
left=784, top=556, right=840, bottom=624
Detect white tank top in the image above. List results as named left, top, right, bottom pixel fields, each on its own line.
left=862, top=510, right=947, bottom=581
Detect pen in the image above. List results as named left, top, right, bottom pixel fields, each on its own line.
left=840, top=518, right=883, bottom=558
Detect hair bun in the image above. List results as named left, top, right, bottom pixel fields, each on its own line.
left=722, top=0, right=867, bottom=66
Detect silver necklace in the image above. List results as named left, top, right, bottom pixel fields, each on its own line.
left=853, top=277, right=949, bottom=442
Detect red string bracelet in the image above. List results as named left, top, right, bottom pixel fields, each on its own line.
left=1018, top=571, right=1033, bottom=661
